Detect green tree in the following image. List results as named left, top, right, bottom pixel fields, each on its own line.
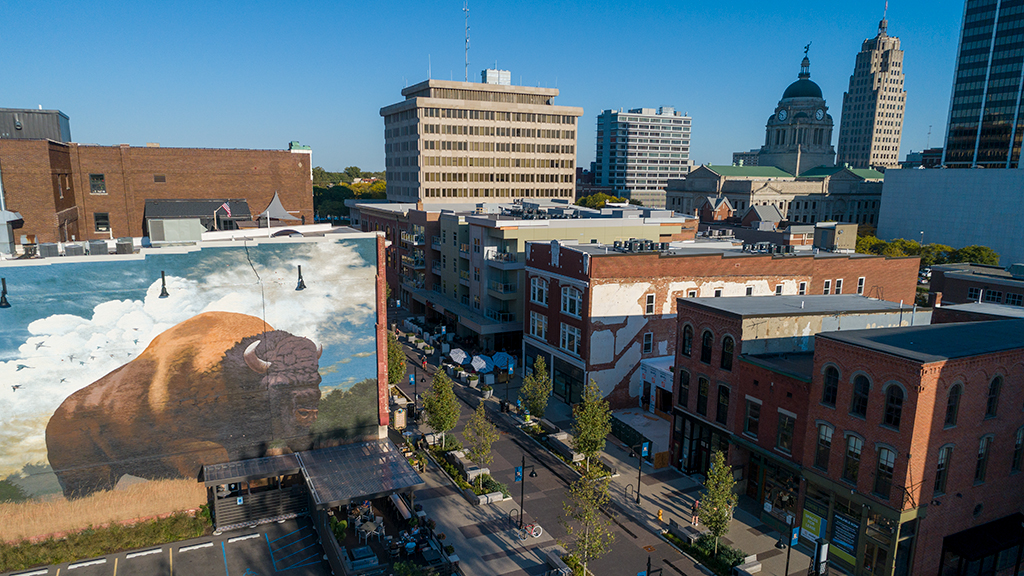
left=518, top=356, right=552, bottom=419
left=463, top=401, right=499, bottom=489
left=343, top=166, right=363, bottom=182
left=571, top=379, right=612, bottom=473
left=702, top=450, right=738, bottom=555
left=422, top=371, right=461, bottom=447
left=559, top=471, right=615, bottom=573
left=950, top=245, right=1000, bottom=266
left=919, top=243, right=953, bottom=268
left=856, top=234, right=887, bottom=255
left=387, top=331, right=406, bottom=387
left=576, top=193, right=628, bottom=210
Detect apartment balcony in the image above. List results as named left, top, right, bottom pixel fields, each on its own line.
left=431, top=236, right=443, bottom=251
left=431, top=262, right=442, bottom=275
left=400, top=231, right=425, bottom=245
left=485, top=309, right=516, bottom=323
left=400, top=275, right=425, bottom=290
left=459, top=270, right=470, bottom=287
left=459, top=243, right=470, bottom=258
left=460, top=295, right=470, bottom=306
left=484, top=250, right=523, bottom=270
left=487, top=281, right=518, bottom=300
left=401, top=255, right=425, bottom=270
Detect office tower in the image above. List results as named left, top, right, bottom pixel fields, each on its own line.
left=836, top=18, right=906, bottom=169
left=379, top=70, right=583, bottom=204
left=944, top=0, right=1024, bottom=168
left=593, top=107, right=693, bottom=208
left=758, top=54, right=836, bottom=175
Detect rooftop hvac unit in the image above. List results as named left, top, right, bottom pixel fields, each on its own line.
left=660, top=242, right=669, bottom=250
left=613, top=240, right=623, bottom=249
left=38, top=243, right=59, bottom=258
left=630, top=240, right=642, bottom=252
left=115, top=238, right=134, bottom=255
left=88, top=240, right=108, bottom=255
left=64, top=243, right=85, bottom=256
left=643, top=240, right=654, bottom=251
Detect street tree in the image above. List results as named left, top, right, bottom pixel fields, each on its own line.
left=463, top=401, right=499, bottom=489
left=422, top=371, right=461, bottom=448
left=702, top=449, right=738, bottom=555
left=571, top=379, right=612, bottom=474
left=950, top=244, right=1000, bottom=266
left=518, top=356, right=552, bottom=419
left=559, top=470, right=615, bottom=573
left=386, top=331, right=406, bottom=387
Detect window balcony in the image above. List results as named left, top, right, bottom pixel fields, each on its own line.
left=485, top=309, right=516, bottom=323
left=459, top=269, right=470, bottom=287
left=431, top=262, right=442, bottom=275
left=459, top=243, right=470, bottom=258
left=484, top=250, right=523, bottom=270
left=487, top=281, right=518, bottom=300
left=401, top=255, right=425, bottom=270
left=400, top=231, right=425, bottom=245
left=431, top=236, right=443, bottom=251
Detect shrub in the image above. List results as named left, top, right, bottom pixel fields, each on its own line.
left=444, top=544, right=455, bottom=555
left=663, top=532, right=746, bottom=576
left=481, top=385, right=492, bottom=392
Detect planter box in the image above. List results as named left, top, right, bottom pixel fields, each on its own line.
left=537, top=418, right=560, bottom=435
left=481, top=389, right=493, bottom=399
left=468, top=379, right=480, bottom=388
left=548, top=434, right=584, bottom=463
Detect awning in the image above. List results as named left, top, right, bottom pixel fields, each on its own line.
left=203, top=452, right=301, bottom=486
left=298, top=440, right=424, bottom=509
left=943, top=512, right=1024, bottom=561
left=259, top=192, right=300, bottom=221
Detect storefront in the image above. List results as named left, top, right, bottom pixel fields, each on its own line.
left=523, top=342, right=585, bottom=405
left=940, top=513, right=1024, bottom=576
left=741, top=449, right=802, bottom=534
left=672, top=409, right=730, bottom=476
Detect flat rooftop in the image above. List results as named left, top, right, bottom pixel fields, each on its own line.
left=940, top=302, right=1024, bottom=319
left=676, top=295, right=909, bottom=318
left=819, top=319, right=1024, bottom=363
left=741, top=352, right=815, bottom=381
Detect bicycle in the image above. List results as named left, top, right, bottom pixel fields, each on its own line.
left=519, top=522, right=543, bottom=540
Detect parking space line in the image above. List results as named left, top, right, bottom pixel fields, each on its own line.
left=275, top=542, right=317, bottom=564
left=227, top=534, right=260, bottom=543
left=11, top=570, right=49, bottom=576
left=68, top=559, right=106, bottom=570
left=268, top=528, right=304, bottom=544
left=125, top=548, right=163, bottom=559
left=278, top=553, right=320, bottom=572
left=179, top=542, right=213, bottom=553
left=265, top=534, right=277, bottom=571
left=221, top=542, right=229, bottom=576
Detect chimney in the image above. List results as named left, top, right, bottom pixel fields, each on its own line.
left=928, top=292, right=942, bottom=308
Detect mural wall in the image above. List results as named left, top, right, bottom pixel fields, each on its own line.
left=0, top=235, right=383, bottom=500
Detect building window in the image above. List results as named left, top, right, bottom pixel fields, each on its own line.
left=645, top=293, right=655, bottom=315
left=874, top=448, right=896, bottom=499
left=681, top=325, right=693, bottom=357
left=776, top=412, right=795, bottom=455
left=857, top=277, right=865, bottom=295
left=798, top=281, right=807, bottom=295
left=823, top=279, right=832, bottom=295
left=89, top=174, right=106, bottom=195
left=561, top=286, right=582, bottom=317
left=775, top=284, right=783, bottom=295
left=697, top=377, right=709, bottom=416
left=934, top=446, right=952, bottom=494
left=529, top=311, right=547, bottom=340
left=746, top=286, right=753, bottom=296
left=984, top=290, right=1003, bottom=303
left=844, top=435, right=863, bottom=483
left=968, top=287, right=981, bottom=301
left=716, top=385, right=729, bottom=425
left=153, top=174, right=166, bottom=183
left=559, top=323, right=581, bottom=355
left=883, top=384, right=904, bottom=430
left=744, top=400, right=760, bottom=438
left=687, top=290, right=697, bottom=298
left=1007, top=293, right=1024, bottom=306
left=643, top=332, right=653, bottom=354
left=713, top=288, right=723, bottom=297
left=1013, top=428, right=1024, bottom=473
left=530, top=277, right=548, bottom=305
left=678, top=369, right=690, bottom=408
left=822, top=366, right=839, bottom=407
left=945, top=384, right=962, bottom=427
left=720, top=336, right=734, bottom=371
left=700, top=330, right=713, bottom=364
left=815, top=424, right=833, bottom=471
left=835, top=278, right=843, bottom=294
left=473, top=267, right=480, bottom=281
left=473, top=238, right=480, bottom=253
left=850, top=375, right=870, bottom=418
left=93, top=212, right=110, bottom=233
left=975, top=436, right=993, bottom=484
left=986, top=376, right=1002, bottom=418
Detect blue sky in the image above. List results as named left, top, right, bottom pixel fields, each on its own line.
left=3, top=0, right=963, bottom=171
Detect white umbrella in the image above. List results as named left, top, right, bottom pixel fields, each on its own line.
left=471, top=355, right=493, bottom=373
left=449, top=348, right=469, bottom=364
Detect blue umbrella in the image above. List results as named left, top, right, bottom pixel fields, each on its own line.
left=491, top=351, right=514, bottom=370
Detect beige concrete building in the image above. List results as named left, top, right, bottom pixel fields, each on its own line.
left=379, top=73, right=584, bottom=204
left=836, top=18, right=906, bottom=169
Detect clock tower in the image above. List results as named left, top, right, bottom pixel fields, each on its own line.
left=758, top=50, right=836, bottom=176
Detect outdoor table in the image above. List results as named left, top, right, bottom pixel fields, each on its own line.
left=360, top=521, right=378, bottom=533
left=422, top=548, right=443, bottom=566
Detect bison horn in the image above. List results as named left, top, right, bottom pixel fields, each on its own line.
left=316, top=342, right=323, bottom=359
left=244, top=340, right=271, bottom=374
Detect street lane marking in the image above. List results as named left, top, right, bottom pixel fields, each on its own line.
left=126, top=548, right=163, bottom=559
left=11, top=570, right=49, bottom=576
left=178, top=542, right=214, bottom=552
left=68, top=559, right=106, bottom=570
left=227, top=534, right=260, bottom=543
left=221, top=542, right=229, bottom=576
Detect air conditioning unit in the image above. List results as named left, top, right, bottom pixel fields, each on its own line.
left=88, top=240, right=108, bottom=255
left=38, top=243, right=59, bottom=258
left=115, top=238, right=134, bottom=254
left=64, top=243, right=85, bottom=256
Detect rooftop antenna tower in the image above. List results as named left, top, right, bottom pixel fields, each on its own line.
left=926, top=125, right=932, bottom=148
left=463, top=0, right=470, bottom=81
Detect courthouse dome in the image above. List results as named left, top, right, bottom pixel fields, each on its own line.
left=781, top=56, right=822, bottom=100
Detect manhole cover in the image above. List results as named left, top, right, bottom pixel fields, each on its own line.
left=643, top=545, right=656, bottom=552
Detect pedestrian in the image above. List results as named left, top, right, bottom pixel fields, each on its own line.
left=691, top=499, right=700, bottom=526
left=421, top=358, right=427, bottom=370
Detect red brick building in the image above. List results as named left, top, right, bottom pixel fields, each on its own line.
left=928, top=263, right=1024, bottom=307
left=523, top=241, right=919, bottom=407
left=0, top=139, right=313, bottom=245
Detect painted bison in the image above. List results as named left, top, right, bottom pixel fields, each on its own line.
left=45, top=311, right=322, bottom=498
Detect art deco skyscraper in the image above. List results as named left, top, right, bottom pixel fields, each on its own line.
left=836, top=18, right=906, bottom=170
left=943, top=0, right=1024, bottom=168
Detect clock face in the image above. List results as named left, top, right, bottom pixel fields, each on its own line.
left=777, top=109, right=788, bottom=121
left=815, top=109, right=825, bottom=120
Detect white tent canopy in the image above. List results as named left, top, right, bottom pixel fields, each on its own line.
left=259, top=192, right=300, bottom=222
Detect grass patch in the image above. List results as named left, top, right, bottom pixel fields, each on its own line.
left=663, top=532, right=746, bottom=576
left=0, top=509, right=211, bottom=572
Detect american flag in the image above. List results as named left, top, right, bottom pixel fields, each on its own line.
left=220, top=202, right=231, bottom=217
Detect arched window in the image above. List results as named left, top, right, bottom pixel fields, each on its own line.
left=986, top=376, right=1002, bottom=418
left=700, top=330, right=713, bottom=364
left=944, top=384, right=962, bottom=427
left=850, top=375, right=870, bottom=418
left=883, top=384, right=904, bottom=430
left=720, top=336, right=734, bottom=371
left=822, top=366, right=839, bottom=407
left=682, top=325, right=693, bottom=357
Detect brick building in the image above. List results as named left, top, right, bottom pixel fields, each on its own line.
left=929, top=262, right=1024, bottom=307
left=0, top=139, right=313, bottom=245
left=523, top=240, right=919, bottom=407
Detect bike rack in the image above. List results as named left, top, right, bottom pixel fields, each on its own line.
left=624, top=483, right=636, bottom=502
left=508, top=508, right=521, bottom=528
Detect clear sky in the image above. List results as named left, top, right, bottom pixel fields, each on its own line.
left=3, top=0, right=963, bottom=172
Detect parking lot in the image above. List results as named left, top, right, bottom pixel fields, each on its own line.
left=3, top=519, right=329, bottom=576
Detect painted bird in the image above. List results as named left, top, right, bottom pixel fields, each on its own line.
left=11, top=385, right=21, bottom=392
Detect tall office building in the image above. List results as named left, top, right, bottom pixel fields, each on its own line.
left=379, top=71, right=584, bottom=204
left=593, top=107, right=693, bottom=208
left=836, top=19, right=906, bottom=169
left=944, top=0, right=1024, bottom=168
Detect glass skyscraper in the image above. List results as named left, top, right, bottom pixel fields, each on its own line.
left=944, top=0, right=1024, bottom=168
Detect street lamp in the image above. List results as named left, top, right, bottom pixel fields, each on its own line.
left=515, top=454, right=538, bottom=529
left=773, top=514, right=795, bottom=575
left=629, top=441, right=650, bottom=505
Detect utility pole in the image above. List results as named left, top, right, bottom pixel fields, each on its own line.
left=631, top=441, right=650, bottom=505
left=514, top=454, right=537, bottom=529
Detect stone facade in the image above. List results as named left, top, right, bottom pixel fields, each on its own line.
left=757, top=55, right=836, bottom=175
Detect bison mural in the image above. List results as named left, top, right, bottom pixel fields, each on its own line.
left=45, top=311, right=322, bottom=498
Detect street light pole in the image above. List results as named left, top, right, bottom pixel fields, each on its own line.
left=631, top=442, right=649, bottom=505
left=517, top=454, right=537, bottom=529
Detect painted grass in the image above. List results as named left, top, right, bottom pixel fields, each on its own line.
left=0, top=478, right=206, bottom=543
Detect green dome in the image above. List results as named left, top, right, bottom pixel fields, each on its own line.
left=782, top=78, right=823, bottom=99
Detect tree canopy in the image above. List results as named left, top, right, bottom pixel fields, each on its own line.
left=518, top=356, right=552, bottom=419
left=313, top=181, right=387, bottom=220
left=463, top=401, right=499, bottom=488
left=570, top=379, right=612, bottom=473
left=422, top=371, right=461, bottom=447
left=386, top=331, right=406, bottom=387
left=313, top=165, right=385, bottom=186
left=560, top=471, right=615, bottom=572
left=702, top=450, right=738, bottom=555
left=855, top=234, right=1000, bottom=267
left=576, top=193, right=629, bottom=210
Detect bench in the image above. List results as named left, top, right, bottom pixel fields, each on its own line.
left=547, top=433, right=583, bottom=463
left=538, top=547, right=571, bottom=575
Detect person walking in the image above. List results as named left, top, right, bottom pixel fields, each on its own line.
left=691, top=499, right=700, bottom=526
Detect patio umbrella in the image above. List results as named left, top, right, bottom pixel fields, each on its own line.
left=449, top=348, right=469, bottom=364
left=491, top=351, right=514, bottom=370
left=471, top=355, right=493, bottom=373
